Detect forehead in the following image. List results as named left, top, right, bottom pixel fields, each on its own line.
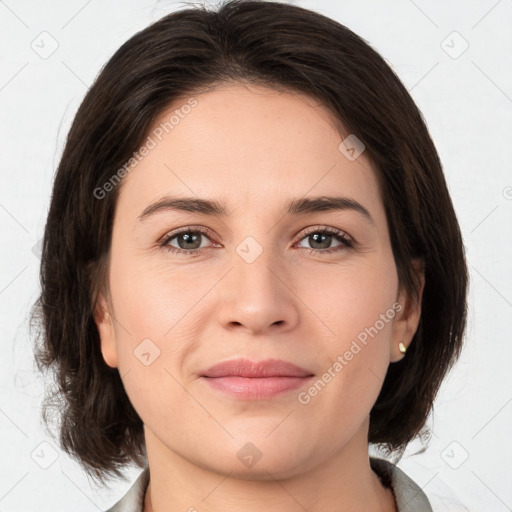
left=116, top=83, right=383, bottom=221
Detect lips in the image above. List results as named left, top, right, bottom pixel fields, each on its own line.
left=201, top=358, right=313, bottom=378
left=200, top=358, right=314, bottom=400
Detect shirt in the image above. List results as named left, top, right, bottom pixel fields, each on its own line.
left=105, top=457, right=433, bottom=511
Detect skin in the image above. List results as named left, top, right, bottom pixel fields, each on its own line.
left=95, top=82, right=424, bottom=512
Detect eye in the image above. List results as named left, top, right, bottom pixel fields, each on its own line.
left=295, top=226, right=354, bottom=255
left=160, top=227, right=216, bottom=256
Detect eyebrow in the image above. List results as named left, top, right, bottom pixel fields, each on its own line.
left=137, top=195, right=374, bottom=225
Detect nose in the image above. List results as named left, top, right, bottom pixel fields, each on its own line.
left=215, top=246, right=300, bottom=336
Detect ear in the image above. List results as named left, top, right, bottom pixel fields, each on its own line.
left=390, top=259, right=425, bottom=363
left=93, top=293, right=119, bottom=368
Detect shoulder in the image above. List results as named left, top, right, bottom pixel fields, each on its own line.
left=104, top=468, right=150, bottom=512
left=370, top=457, right=433, bottom=512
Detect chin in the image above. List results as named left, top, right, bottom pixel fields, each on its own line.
left=189, top=437, right=313, bottom=481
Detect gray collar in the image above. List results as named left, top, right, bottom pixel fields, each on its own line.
left=371, top=457, right=433, bottom=511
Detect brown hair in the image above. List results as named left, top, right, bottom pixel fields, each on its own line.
left=31, top=0, right=468, bottom=482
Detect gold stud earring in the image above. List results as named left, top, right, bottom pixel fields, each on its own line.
left=398, top=342, right=407, bottom=354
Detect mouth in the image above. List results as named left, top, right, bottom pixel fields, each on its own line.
left=200, top=358, right=315, bottom=400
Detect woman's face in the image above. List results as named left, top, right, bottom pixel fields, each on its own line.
left=96, top=83, right=420, bottom=478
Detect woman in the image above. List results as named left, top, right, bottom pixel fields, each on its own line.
left=32, top=1, right=468, bottom=510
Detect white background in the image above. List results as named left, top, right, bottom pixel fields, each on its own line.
left=1, top=0, right=511, bottom=510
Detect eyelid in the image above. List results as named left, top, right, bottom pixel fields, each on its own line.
left=296, top=225, right=354, bottom=244
left=158, top=225, right=218, bottom=245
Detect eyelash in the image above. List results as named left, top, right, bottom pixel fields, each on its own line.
left=158, top=225, right=355, bottom=257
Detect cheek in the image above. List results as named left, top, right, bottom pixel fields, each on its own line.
left=107, top=263, right=194, bottom=426
left=108, top=255, right=205, bottom=347
left=295, top=254, right=399, bottom=344
left=106, top=257, right=212, bottom=421
left=294, top=255, right=398, bottom=399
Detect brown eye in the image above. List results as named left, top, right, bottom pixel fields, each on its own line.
left=296, top=227, right=354, bottom=255
left=160, top=228, right=214, bottom=255
left=172, top=231, right=204, bottom=250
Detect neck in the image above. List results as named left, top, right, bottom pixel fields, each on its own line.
left=142, top=421, right=396, bottom=512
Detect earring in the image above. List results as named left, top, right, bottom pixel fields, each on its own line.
left=398, top=342, right=407, bottom=354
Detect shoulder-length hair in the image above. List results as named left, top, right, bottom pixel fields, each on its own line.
left=32, top=0, right=468, bottom=482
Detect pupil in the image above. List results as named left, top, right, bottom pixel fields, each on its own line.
left=311, top=233, right=330, bottom=249
left=180, top=232, right=200, bottom=249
